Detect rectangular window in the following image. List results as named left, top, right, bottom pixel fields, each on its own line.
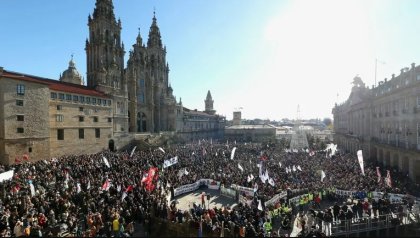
left=98, top=99, right=102, bottom=105
left=108, top=118, right=112, bottom=123
left=95, top=128, right=100, bottom=138
left=79, top=129, right=84, bottom=139
left=66, top=94, right=72, bottom=101
left=57, top=105, right=62, bottom=110
left=57, top=129, right=64, bottom=140
left=59, top=93, right=65, bottom=100
left=16, top=100, right=23, bottom=106
left=17, top=128, right=24, bottom=133
left=56, top=115, right=64, bottom=122
left=17, top=115, right=24, bottom=121
left=102, top=99, right=107, bottom=106
left=92, top=98, right=97, bottom=104
left=80, top=96, right=85, bottom=103
left=79, top=107, right=84, bottom=112
left=140, top=79, right=145, bottom=88
left=73, top=95, right=79, bottom=102
left=93, top=116, right=98, bottom=122
left=17, top=84, right=25, bottom=95
left=79, top=116, right=84, bottom=122
left=50, top=92, right=57, bottom=99
left=86, top=97, right=91, bottom=104
left=108, top=100, right=111, bottom=106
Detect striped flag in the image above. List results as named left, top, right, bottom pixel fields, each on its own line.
left=385, top=170, right=392, bottom=187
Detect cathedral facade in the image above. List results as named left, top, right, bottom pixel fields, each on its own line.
left=86, top=0, right=177, bottom=134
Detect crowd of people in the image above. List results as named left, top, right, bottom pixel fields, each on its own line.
left=0, top=139, right=418, bottom=237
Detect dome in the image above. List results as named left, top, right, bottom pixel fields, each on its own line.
left=60, top=56, right=83, bottom=85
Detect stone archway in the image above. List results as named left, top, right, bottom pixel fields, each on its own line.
left=108, top=139, right=115, bottom=152
left=137, top=112, right=147, bottom=132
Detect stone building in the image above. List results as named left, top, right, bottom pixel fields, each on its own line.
left=333, top=66, right=420, bottom=182
left=175, top=91, right=225, bottom=141
left=0, top=67, right=113, bottom=164
left=126, top=12, right=177, bottom=133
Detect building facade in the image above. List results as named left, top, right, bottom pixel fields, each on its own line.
left=175, top=91, right=225, bottom=141
left=225, top=124, right=276, bottom=143
left=0, top=67, right=113, bottom=164
left=333, top=67, right=420, bottom=182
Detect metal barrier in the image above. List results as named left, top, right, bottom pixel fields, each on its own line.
left=330, top=212, right=419, bottom=236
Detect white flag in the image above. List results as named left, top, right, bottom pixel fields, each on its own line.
left=158, top=147, right=165, bottom=153
left=279, top=162, right=282, bottom=168
left=77, top=183, right=81, bottom=193
left=230, top=147, right=237, bottom=160
left=292, top=165, right=296, bottom=172
left=297, top=165, right=302, bottom=171
left=258, top=200, right=263, bottom=211
left=321, top=170, right=326, bottom=182
left=87, top=180, right=91, bottom=190
left=29, top=183, right=35, bottom=197
left=121, top=192, right=128, bottom=201
left=238, top=163, right=244, bottom=172
left=184, top=168, right=189, bottom=175
left=357, top=150, right=365, bottom=176
left=117, top=184, right=121, bottom=192
left=286, top=168, right=289, bottom=174
left=250, top=174, right=254, bottom=180
left=102, top=156, right=110, bottom=168
left=130, top=146, right=137, bottom=157
left=254, top=183, right=259, bottom=192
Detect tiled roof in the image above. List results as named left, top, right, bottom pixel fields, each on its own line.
left=2, top=70, right=109, bottom=98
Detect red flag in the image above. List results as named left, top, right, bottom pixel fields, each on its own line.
left=145, top=167, right=158, bottom=191
left=260, top=155, right=268, bottom=161
left=125, top=185, right=134, bottom=193
left=376, top=167, right=381, bottom=183
left=11, top=184, right=20, bottom=194
left=141, top=172, right=148, bottom=183
left=102, top=179, right=110, bottom=191
left=23, top=154, right=29, bottom=161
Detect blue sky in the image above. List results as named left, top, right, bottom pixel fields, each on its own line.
left=1, top=0, right=420, bottom=120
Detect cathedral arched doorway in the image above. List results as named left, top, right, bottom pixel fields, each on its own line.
left=137, top=112, right=147, bottom=132
left=109, top=139, right=115, bottom=152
